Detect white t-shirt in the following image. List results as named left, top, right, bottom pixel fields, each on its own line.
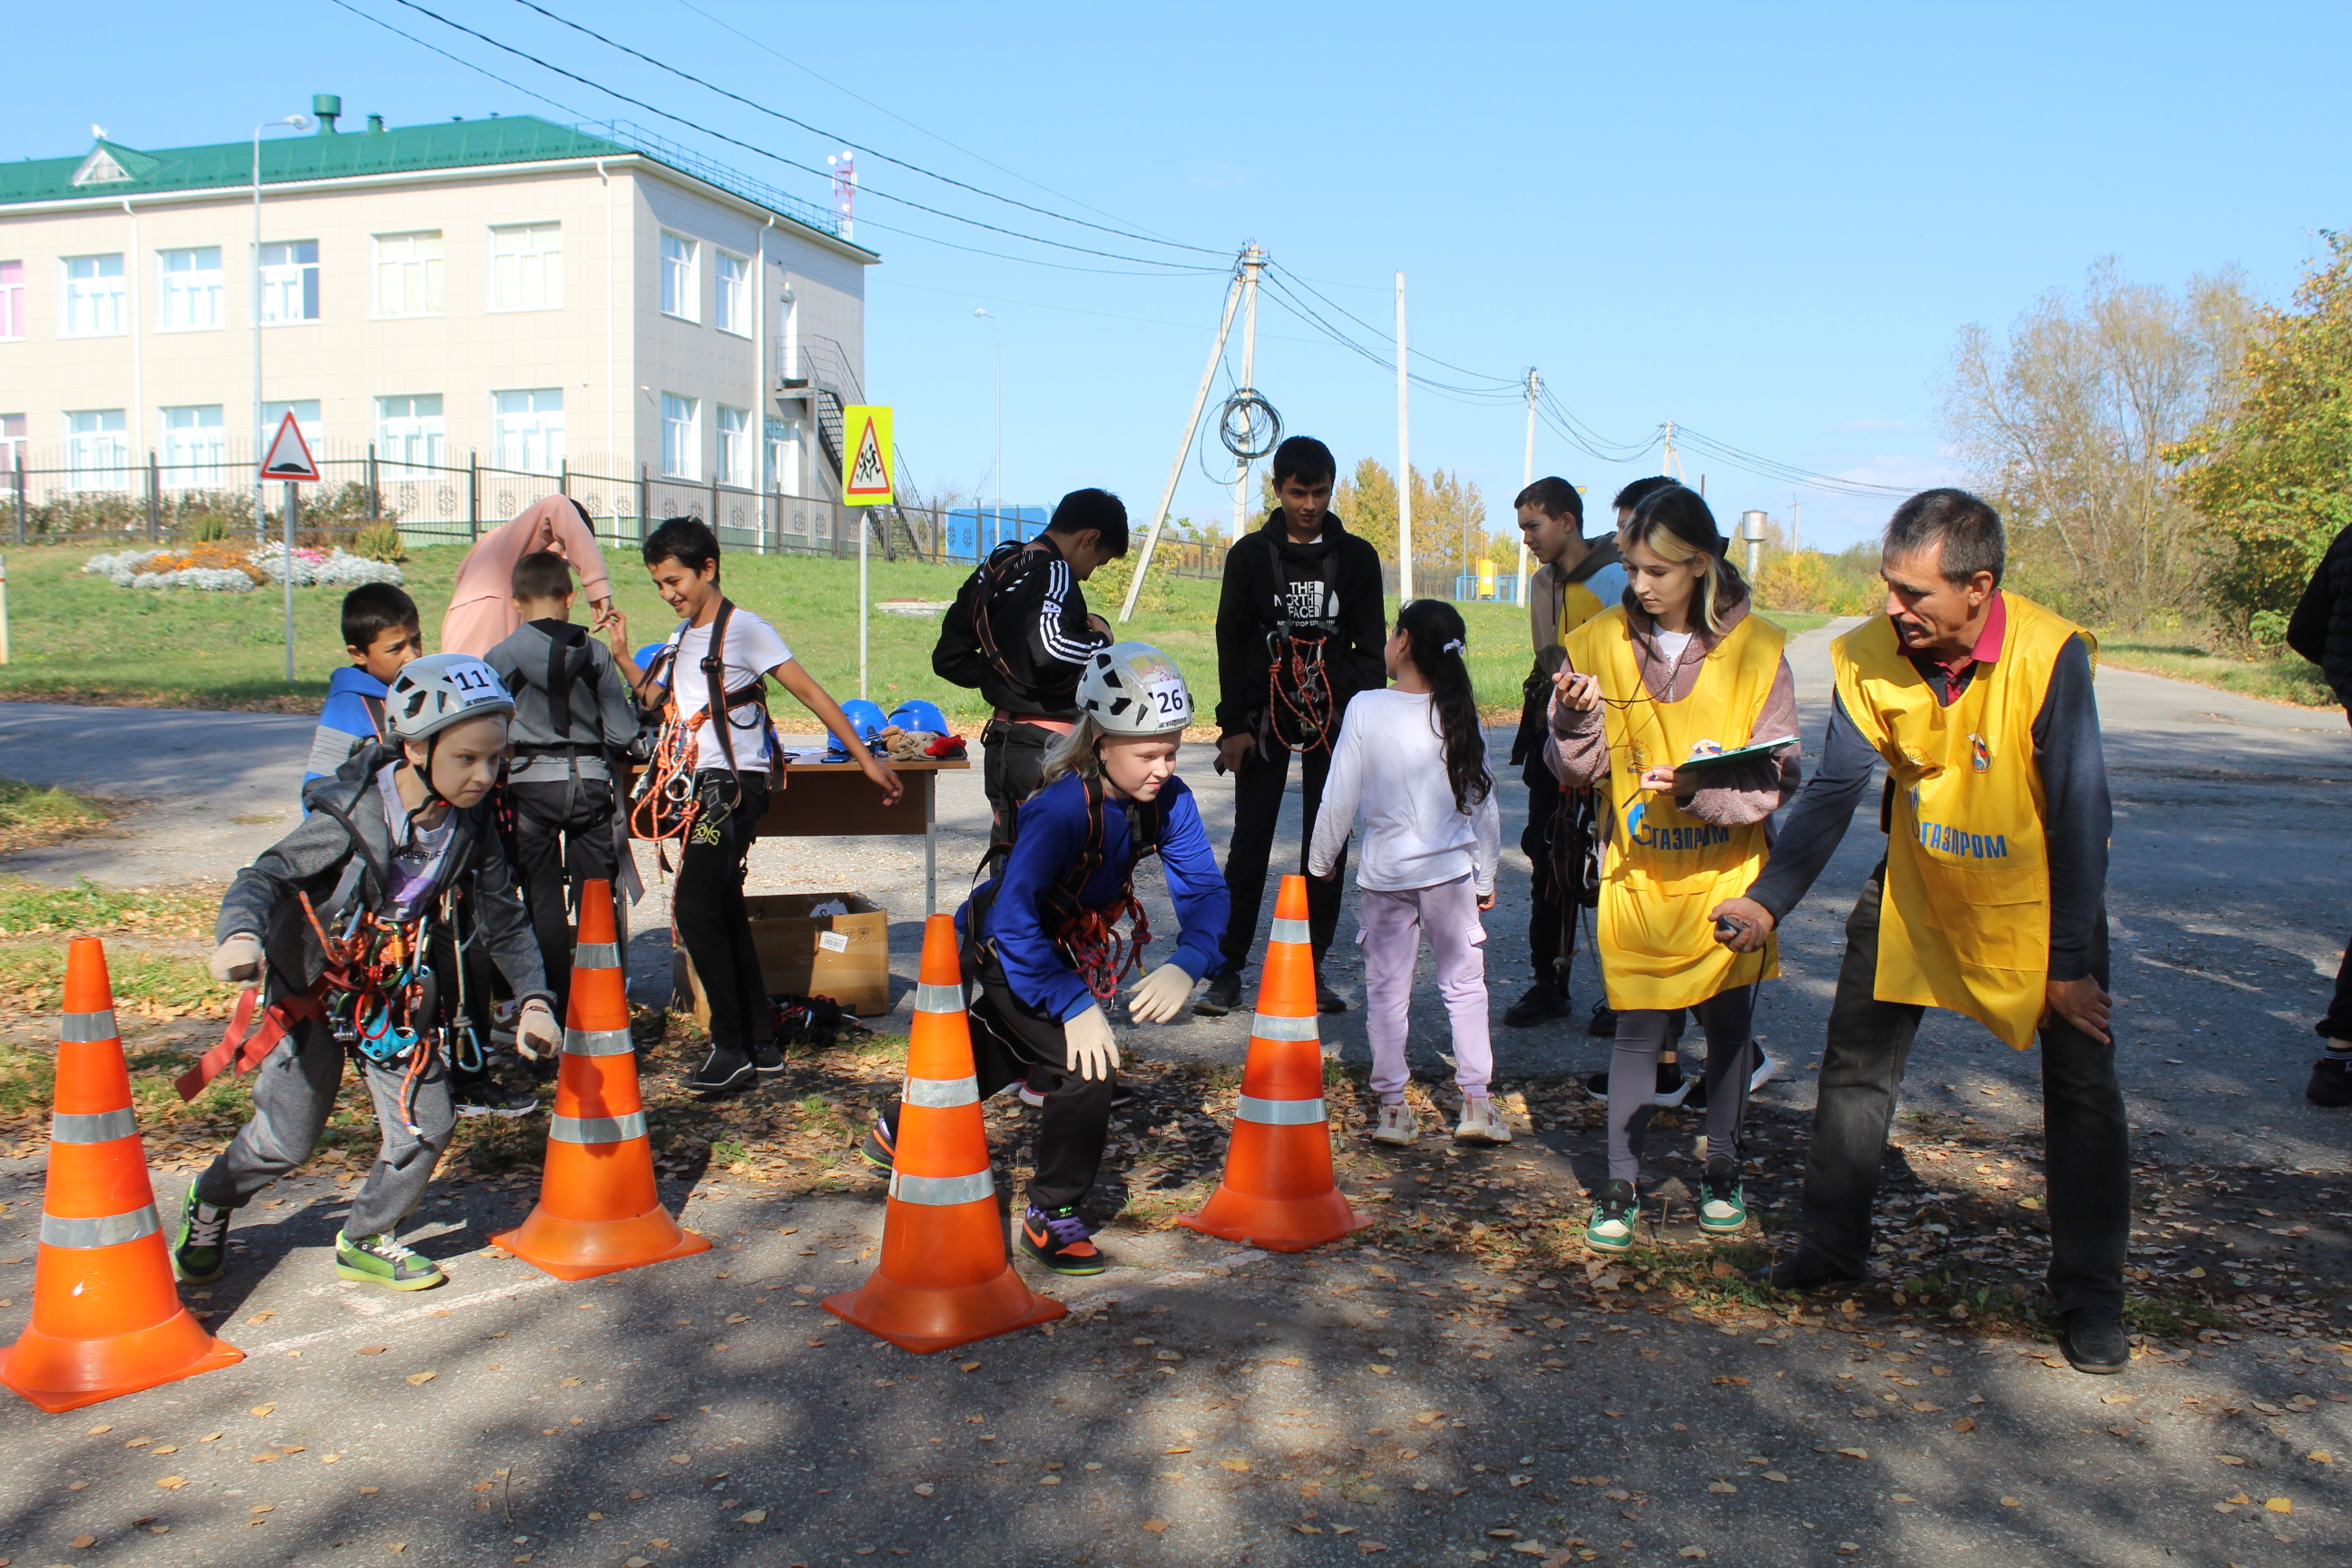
left=658, top=608, right=793, bottom=772
left=1305, top=689, right=1502, bottom=895
left=1652, top=628, right=1694, bottom=666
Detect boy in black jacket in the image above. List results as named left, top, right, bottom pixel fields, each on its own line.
left=486, top=551, right=642, bottom=1024
left=1195, top=436, right=1386, bottom=1016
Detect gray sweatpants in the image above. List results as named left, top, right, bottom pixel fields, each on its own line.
left=194, top=1020, right=456, bottom=1239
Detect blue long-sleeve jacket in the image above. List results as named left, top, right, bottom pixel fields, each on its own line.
left=301, top=666, right=389, bottom=805
left=965, top=771, right=1229, bottom=1022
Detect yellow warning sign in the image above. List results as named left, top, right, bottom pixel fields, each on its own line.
left=841, top=405, right=894, bottom=505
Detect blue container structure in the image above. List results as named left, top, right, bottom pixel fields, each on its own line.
left=944, top=505, right=1051, bottom=562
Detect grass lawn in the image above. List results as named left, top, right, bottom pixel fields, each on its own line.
left=0, top=776, right=115, bottom=854
left=0, top=542, right=1840, bottom=728
left=2093, top=635, right=2335, bottom=710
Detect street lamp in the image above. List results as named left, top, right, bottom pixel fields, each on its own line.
left=973, top=307, right=1001, bottom=552
left=252, top=111, right=309, bottom=550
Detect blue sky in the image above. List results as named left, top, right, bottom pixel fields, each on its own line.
left=11, top=2, right=2347, bottom=550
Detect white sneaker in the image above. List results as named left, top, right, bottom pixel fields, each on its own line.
left=1370, top=1102, right=1419, bottom=1146
left=1455, top=1097, right=1514, bottom=1146
left=1748, top=1048, right=1779, bottom=1093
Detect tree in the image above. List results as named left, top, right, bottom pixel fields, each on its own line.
left=2167, top=230, right=2352, bottom=632
left=1329, top=458, right=1500, bottom=588
left=1939, top=258, right=2251, bottom=627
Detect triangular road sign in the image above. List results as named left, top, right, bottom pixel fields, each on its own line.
left=259, top=410, right=320, bottom=482
left=841, top=405, right=894, bottom=504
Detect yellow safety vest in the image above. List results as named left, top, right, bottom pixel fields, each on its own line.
left=1563, top=607, right=1786, bottom=1011
left=1830, top=594, right=2095, bottom=1050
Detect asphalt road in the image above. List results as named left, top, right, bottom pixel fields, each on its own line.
left=0, top=626, right=2347, bottom=1567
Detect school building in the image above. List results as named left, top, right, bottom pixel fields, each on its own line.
left=0, top=95, right=877, bottom=542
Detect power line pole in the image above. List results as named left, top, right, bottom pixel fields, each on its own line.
left=1228, top=244, right=1265, bottom=539
left=1395, top=270, right=1413, bottom=602
left=1120, top=260, right=1248, bottom=622
left=1662, top=418, right=1681, bottom=482
left=1791, top=495, right=1802, bottom=554
left=1517, top=367, right=1537, bottom=608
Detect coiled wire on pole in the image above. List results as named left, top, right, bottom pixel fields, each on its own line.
left=1219, top=388, right=1281, bottom=462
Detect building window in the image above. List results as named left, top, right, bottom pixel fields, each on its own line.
left=490, top=223, right=561, bottom=312
left=64, top=408, right=128, bottom=491
left=766, top=416, right=803, bottom=495
left=716, top=405, right=753, bottom=487
left=660, top=232, right=697, bottom=321
left=375, top=394, right=445, bottom=471
left=492, top=388, right=564, bottom=474
left=61, top=254, right=126, bottom=337
left=157, top=247, right=224, bottom=333
left=261, top=399, right=322, bottom=457
left=373, top=231, right=443, bottom=318
left=259, top=241, right=319, bottom=324
left=1, top=414, right=26, bottom=474
left=0, top=262, right=23, bottom=340
left=714, top=251, right=750, bottom=337
left=661, top=393, right=699, bottom=478
left=159, top=405, right=226, bottom=487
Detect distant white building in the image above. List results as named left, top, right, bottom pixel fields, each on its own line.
left=0, top=95, right=879, bottom=544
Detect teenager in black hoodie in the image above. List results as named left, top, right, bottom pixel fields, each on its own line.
left=1195, top=436, right=1387, bottom=1016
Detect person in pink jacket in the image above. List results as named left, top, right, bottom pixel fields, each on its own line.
left=439, top=496, right=617, bottom=656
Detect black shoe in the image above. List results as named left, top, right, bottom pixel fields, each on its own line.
left=750, top=1039, right=787, bottom=1077
left=859, top=1115, right=896, bottom=1174
left=1192, top=970, right=1243, bottom=1017
left=1316, top=976, right=1348, bottom=1015
left=2058, top=1306, right=2129, bottom=1375
left=1585, top=999, right=1618, bottom=1038
left=1751, top=1248, right=1865, bottom=1293
left=1017, top=1203, right=1108, bottom=1275
left=2308, top=1054, right=2352, bottom=1108
left=449, top=1069, right=541, bottom=1120
left=687, top=1044, right=754, bottom=1094
left=1582, top=1062, right=1690, bottom=1108
left=1504, top=981, right=1571, bottom=1028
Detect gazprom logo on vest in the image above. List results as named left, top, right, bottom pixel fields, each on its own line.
left=1904, top=785, right=2009, bottom=860
left=1624, top=799, right=1732, bottom=853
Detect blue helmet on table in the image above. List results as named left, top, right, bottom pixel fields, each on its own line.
left=828, top=698, right=889, bottom=760
left=887, top=699, right=950, bottom=735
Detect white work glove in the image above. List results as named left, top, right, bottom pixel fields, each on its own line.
left=1127, top=963, right=1195, bottom=1024
left=210, top=933, right=265, bottom=985
left=1063, top=1004, right=1122, bottom=1082
left=513, top=1000, right=562, bottom=1062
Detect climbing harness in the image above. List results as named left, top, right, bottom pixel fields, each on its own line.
left=1262, top=549, right=1338, bottom=753
left=627, top=599, right=780, bottom=864
left=1039, top=774, right=1164, bottom=1004
left=966, top=538, right=1084, bottom=707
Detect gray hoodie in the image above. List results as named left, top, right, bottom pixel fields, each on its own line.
left=485, top=618, right=641, bottom=784
left=218, top=769, right=552, bottom=1011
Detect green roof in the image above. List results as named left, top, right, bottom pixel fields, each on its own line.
left=0, top=114, right=863, bottom=251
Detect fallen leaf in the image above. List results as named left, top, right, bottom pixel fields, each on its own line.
left=1141, top=1520, right=1171, bottom=1534
left=670, top=1454, right=691, bottom=1465
left=73, top=1534, right=95, bottom=1549
left=910, top=1484, right=934, bottom=1497
left=740, top=1507, right=769, bottom=1521
left=155, top=1476, right=187, bottom=1490
left=1220, top=1458, right=1251, bottom=1473
left=1837, top=1447, right=1868, bottom=1460
left=1707, top=1482, right=1737, bottom=1494
left=405, top=1371, right=436, bottom=1387
left=2000, top=1496, right=2021, bottom=1508
left=246, top=1311, right=276, bottom=1324
left=959, top=1361, right=981, bottom=1374
left=1163, top=1446, right=1192, bottom=1455
left=250, top=1403, right=277, bottom=1417
left=357, top=1346, right=387, bottom=1357
left=1679, top=1552, right=1708, bottom=1562
left=83, top=1425, right=113, bottom=1436
left=2266, top=1498, right=2292, bottom=1515
left=152, top=1446, right=178, bottom=1455
left=2308, top=1450, right=2334, bottom=1465
left=1951, top=1417, right=1975, bottom=1433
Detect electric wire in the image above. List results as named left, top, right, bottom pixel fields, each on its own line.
left=1671, top=426, right=1915, bottom=496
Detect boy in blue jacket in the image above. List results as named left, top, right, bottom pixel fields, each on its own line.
left=302, top=583, right=424, bottom=806
left=861, top=643, right=1228, bottom=1273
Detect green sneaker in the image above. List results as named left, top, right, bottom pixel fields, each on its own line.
left=334, top=1230, right=446, bottom=1291
left=1584, top=1179, right=1638, bottom=1255
left=1699, top=1169, right=1748, bottom=1235
left=171, top=1181, right=230, bottom=1285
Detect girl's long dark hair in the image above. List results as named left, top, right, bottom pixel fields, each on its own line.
left=1396, top=599, right=1490, bottom=813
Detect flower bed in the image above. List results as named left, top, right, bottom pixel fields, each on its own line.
left=83, top=545, right=404, bottom=593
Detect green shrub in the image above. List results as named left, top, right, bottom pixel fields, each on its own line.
left=354, top=523, right=406, bottom=563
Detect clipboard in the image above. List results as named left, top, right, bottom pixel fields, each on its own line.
left=1667, top=735, right=1798, bottom=778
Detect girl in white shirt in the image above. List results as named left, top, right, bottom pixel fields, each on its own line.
left=1309, top=599, right=1504, bottom=1145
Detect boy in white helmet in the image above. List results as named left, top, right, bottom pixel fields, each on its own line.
left=173, top=654, right=563, bottom=1291
left=861, top=642, right=1230, bottom=1273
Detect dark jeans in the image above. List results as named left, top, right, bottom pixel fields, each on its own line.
left=673, top=770, right=772, bottom=1052
left=509, top=777, right=619, bottom=1024
left=1521, top=763, right=1583, bottom=988
left=967, top=943, right=1116, bottom=1210
left=1797, top=861, right=2129, bottom=1313
left=1217, top=741, right=1343, bottom=977
left=980, top=717, right=1063, bottom=877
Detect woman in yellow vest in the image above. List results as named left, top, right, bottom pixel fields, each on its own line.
left=1546, top=485, right=1800, bottom=1253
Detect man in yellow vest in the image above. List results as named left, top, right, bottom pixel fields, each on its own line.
left=1711, top=488, right=2129, bottom=1375
left=1502, top=475, right=1627, bottom=1031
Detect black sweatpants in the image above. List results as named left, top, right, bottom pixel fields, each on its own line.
left=1217, top=741, right=1343, bottom=978
left=509, top=777, right=619, bottom=1023
left=672, top=770, right=772, bottom=1052
left=980, top=717, right=1063, bottom=876
left=966, top=943, right=1116, bottom=1211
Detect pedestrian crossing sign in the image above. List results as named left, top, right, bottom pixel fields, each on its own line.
left=842, top=405, right=893, bottom=505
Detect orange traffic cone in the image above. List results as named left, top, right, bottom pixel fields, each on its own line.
left=1180, top=875, right=1369, bottom=1252
left=826, top=914, right=1065, bottom=1353
left=1, top=938, right=242, bottom=1412
left=493, top=878, right=710, bottom=1280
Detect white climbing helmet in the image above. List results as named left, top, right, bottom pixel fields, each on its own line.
left=1077, top=642, right=1194, bottom=736
left=387, top=653, right=514, bottom=744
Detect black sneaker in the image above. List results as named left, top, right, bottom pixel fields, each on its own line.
left=1750, top=1248, right=1865, bottom=1293
left=687, top=1044, right=754, bottom=1094
left=750, top=1039, right=787, bottom=1077
left=1583, top=1062, right=1691, bottom=1108
left=1585, top=999, right=1618, bottom=1038
left=1681, top=1047, right=1776, bottom=1112
left=172, top=1181, right=230, bottom=1286
left=1316, top=977, right=1348, bottom=1014
left=1192, top=970, right=1244, bottom=1017
left=2058, top=1306, right=2129, bottom=1375
left=2308, top=1054, right=2352, bottom=1108
left=450, top=1069, right=541, bottom=1120
left=1017, top=1203, right=1108, bottom=1275
left=859, top=1115, right=896, bottom=1174
left=1503, top=981, right=1571, bottom=1027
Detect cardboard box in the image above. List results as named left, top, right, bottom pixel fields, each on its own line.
left=672, top=892, right=891, bottom=1021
